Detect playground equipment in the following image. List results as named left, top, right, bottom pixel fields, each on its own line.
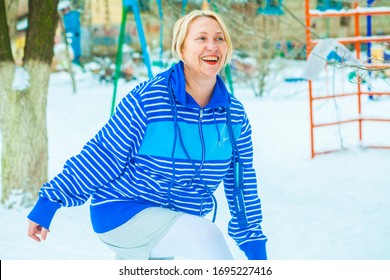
left=257, top=0, right=284, bottom=16
left=58, top=1, right=82, bottom=64
left=111, top=0, right=154, bottom=116
left=316, top=0, right=342, bottom=11
left=304, top=0, right=390, bottom=158
left=62, top=10, right=82, bottom=64
left=156, top=0, right=164, bottom=67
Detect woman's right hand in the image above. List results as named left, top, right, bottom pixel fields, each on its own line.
left=27, top=219, right=49, bottom=242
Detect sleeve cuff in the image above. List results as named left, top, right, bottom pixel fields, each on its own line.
left=27, top=196, right=61, bottom=230
left=239, top=239, right=268, bottom=260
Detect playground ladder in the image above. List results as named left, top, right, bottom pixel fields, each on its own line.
left=304, top=0, right=390, bottom=158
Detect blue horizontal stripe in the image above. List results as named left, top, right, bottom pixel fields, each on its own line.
left=139, top=121, right=240, bottom=161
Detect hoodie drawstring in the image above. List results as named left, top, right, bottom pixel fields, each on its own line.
left=167, top=74, right=178, bottom=208
left=213, top=108, right=221, bottom=147
left=167, top=71, right=218, bottom=222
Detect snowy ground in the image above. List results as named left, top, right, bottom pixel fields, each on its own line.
left=1, top=60, right=390, bottom=260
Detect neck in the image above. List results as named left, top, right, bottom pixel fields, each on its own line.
left=184, top=67, right=216, bottom=108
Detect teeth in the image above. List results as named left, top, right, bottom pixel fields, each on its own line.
left=202, top=56, right=218, bottom=61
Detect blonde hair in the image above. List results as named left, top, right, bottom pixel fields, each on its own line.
left=171, top=10, right=233, bottom=66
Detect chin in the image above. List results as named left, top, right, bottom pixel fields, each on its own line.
left=202, top=70, right=219, bottom=77
left=203, top=66, right=223, bottom=76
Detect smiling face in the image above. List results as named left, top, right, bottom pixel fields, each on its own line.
left=181, top=16, right=228, bottom=79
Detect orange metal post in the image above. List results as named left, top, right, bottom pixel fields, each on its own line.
left=353, top=2, right=361, bottom=59
left=305, top=0, right=315, bottom=158
left=304, top=0, right=312, bottom=55
left=309, top=81, right=315, bottom=158
left=353, top=2, right=363, bottom=141
left=304, top=0, right=390, bottom=157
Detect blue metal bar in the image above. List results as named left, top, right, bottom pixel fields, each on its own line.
left=156, top=0, right=163, bottom=68
left=257, top=0, right=284, bottom=15
left=111, top=6, right=128, bottom=116
left=367, top=0, right=374, bottom=64
left=112, top=0, right=154, bottom=115
left=182, top=0, right=187, bottom=15
left=367, top=0, right=375, bottom=97
left=123, top=0, right=153, bottom=78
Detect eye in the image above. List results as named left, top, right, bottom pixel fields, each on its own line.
left=215, top=36, right=225, bottom=43
left=197, top=36, right=207, bottom=41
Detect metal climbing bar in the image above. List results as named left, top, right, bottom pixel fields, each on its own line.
left=305, top=0, right=390, bottom=158
left=111, top=0, right=154, bottom=116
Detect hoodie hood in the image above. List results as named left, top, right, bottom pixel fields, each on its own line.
left=160, top=61, right=231, bottom=109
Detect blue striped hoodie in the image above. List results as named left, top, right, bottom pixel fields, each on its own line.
left=28, top=61, right=267, bottom=259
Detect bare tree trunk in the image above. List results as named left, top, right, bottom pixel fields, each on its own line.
left=0, top=0, right=59, bottom=207
left=0, top=62, right=50, bottom=207
left=4, top=0, right=19, bottom=44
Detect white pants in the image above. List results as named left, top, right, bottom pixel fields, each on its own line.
left=98, top=207, right=234, bottom=260
left=150, top=213, right=234, bottom=260
left=150, top=214, right=233, bottom=260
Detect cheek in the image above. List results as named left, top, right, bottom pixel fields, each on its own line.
left=182, top=47, right=198, bottom=60
left=218, top=46, right=227, bottom=60
left=220, top=44, right=228, bottom=54
left=181, top=44, right=192, bottom=59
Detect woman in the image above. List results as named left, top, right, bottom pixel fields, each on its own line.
left=28, top=9, right=267, bottom=260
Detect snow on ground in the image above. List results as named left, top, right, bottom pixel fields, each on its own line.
left=1, top=60, right=390, bottom=260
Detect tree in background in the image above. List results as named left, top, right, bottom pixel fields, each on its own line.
left=0, top=0, right=60, bottom=207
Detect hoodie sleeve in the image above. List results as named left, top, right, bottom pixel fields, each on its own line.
left=28, top=84, right=149, bottom=229
left=223, top=106, right=268, bottom=260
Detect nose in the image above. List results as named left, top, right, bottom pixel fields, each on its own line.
left=206, top=41, right=218, bottom=51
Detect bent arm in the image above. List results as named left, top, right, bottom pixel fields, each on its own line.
left=223, top=109, right=267, bottom=259
left=28, top=90, right=148, bottom=230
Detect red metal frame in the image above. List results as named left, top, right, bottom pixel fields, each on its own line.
left=305, top=0, right=390, bottom=158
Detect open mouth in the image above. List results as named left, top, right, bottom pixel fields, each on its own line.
left=201, top=56, right=219, bottom=64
